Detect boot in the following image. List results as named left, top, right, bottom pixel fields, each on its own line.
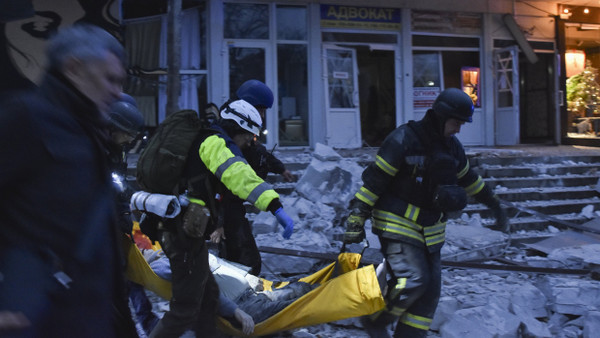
left=359, top=315, right=391, bottom=338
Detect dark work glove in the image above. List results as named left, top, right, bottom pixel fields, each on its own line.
left=343, top=214, right=366, bottom=244
left=489, top=205, right=510, bottom=233
left=274, top=207, right=294, bottom=239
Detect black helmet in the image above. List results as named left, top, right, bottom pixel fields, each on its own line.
left=109, top=101, right=144, bottom=136
left=432, top=88, right=474, bottom=123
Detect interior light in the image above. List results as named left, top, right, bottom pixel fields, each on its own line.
left=580, top=24, right=600, bottom=30
left=565, top=50, right=586, bottom=78
left=584, top=8, right=590, bottom=14
left=564, top=8, right=570, bottom=14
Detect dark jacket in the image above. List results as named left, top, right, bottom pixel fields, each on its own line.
left=243, top=142, right=286, bottom=179
left=0, top=72, right=121, bottom=337
left=355, top=110, right=496, bottom=252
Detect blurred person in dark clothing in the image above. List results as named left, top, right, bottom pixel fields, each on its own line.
left=0, top=24, right=132, bottom=337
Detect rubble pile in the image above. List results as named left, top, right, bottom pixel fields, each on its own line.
left=253, top=143, right=600, bottom=337
left=144, top=143, right=600, bottom=337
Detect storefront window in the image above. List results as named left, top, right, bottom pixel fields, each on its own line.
left=228, top=47, right=266, bottom=99
left=277, top=44, right=308, bottom=146
left=224, top=3, right=268, bottom=39
left=565, top=22, right=600, bottom=139
left=276, top=5, right=306, bottom=40
left=123, top=7, right=207, bottom=126
left=277, top=5, right=308, bottom=146
left=412, top=50, right=480, bottom=110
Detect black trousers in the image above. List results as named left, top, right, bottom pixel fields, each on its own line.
left=149, top=229, right=219, bottom=338
left=221, top=195, right=261, bottom=275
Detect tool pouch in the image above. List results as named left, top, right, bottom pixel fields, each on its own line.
left=181, top=203, right=211, bottom=238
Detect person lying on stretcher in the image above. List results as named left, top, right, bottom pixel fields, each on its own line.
left=132, top=249, right=317, bottom=336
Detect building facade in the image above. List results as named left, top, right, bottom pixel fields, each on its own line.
left=4, top=0, right=600, bottom=149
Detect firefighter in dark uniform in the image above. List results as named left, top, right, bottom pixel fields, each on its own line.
left=343, top=88, right=509, bottom=338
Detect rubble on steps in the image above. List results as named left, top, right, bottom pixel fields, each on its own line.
left=249, top=143, right=600, bottom=338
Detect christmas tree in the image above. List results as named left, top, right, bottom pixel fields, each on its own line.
left=567, top=60, right=600, bottom=119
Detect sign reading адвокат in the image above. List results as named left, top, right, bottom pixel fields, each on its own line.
left=320, top=4, right=401, bottom=30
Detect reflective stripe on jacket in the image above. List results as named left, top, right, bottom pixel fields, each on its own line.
left=199, top=134, right=279, bottom=211
left=357, top=112, right=486, bottom=252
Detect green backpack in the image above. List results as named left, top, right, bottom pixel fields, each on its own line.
left=136, top=109, right=208, bottom=195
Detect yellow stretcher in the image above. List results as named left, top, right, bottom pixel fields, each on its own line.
left=123, top=237, right=385, bottom=336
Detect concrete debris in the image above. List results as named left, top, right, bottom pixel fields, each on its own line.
left=547, top=244, right=600, bottom=269
left=442, top=222, right=509, bottom=261
left=295, top=143, right=363, bottom=208
left=583, top=311, right=600, bottom=338
left=440, top=302, right=521, bottom=338
left=511, top=282, right=548, bottom=317
left=137, top=145, right=600, bottom=338
left=264, top=144, right=600, bottom=337
left=312, top=142, right=343, bottom=162
left=523, top=230, right=600, bottom=255
left=581, top=205, right=596, bottom=219
left=538, top=277, right=600, bottom=316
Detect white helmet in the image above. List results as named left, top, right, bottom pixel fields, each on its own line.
left=220, top=100, right=263, bottom=135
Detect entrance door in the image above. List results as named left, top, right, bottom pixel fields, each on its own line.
left=494, top=46, right=520, bottom=145
left=323, top=45, right=361, bottom=148
left=226, top=41, right=275, bottom=147
left=519, top=53, right=555, bottom=143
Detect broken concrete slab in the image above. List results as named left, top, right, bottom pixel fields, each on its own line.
left=547, top=243, right=600, bottom=269
left=538, top=276, right=600, bottom=316
left=442, top=222, right=509, bottom=261
left=509, top=282, right=548, bottom=318
left=523, top=230, right=600, bottom=255
left=583, top=311, right=600, bottom=338
left=510, top=303, right=552, bottom=337
left=295, top=143, right=364, bottom=209
left=430, top=297, right=459, bottom=331
left=312, top=142, right=343, bottom=162
left=440, top=302, right=521, bottom=338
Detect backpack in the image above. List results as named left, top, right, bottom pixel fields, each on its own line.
left=136, top=109, right=209, bottom=195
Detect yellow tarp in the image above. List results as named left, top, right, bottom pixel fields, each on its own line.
left=123, top=239, right=385, bottom=336
left=123, top=236, right=172, bottom=300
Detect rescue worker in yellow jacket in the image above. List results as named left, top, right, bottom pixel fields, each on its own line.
left=343, top=88, right=509, bottom=338
left=148, top=99, right=294, bottom=338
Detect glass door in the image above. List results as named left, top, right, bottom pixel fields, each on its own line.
left=323, top=45, right=361, bottom=148
left=494, top=46, right=520, bottom=145
left=226, top=41, right=275, bottom=147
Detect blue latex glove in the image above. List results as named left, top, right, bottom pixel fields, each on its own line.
left=274, top=207, right=294, bottom=239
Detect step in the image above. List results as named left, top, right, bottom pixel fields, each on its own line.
left=494, top=186, right=599, bottom=202
left=484, top=174, right=600, bottom=189
left=454, top=213, right=593, bottom=232
left=463, top=198, right=600, bottom=218
left=474, top=163, right=600, bottom=177
left=469, top=155, right=600, bottom=167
